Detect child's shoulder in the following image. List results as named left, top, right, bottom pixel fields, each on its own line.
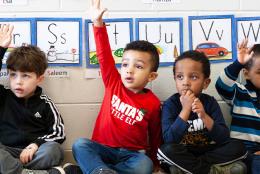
left=141, top=88, right=161, bottom=109
left=0, top=84, right=7, bottom=99
left=166, top=93, right=180, bottom=102
left=200, top=93, right=219, bottom=107
left=200, top=93, right=217, bottom=100
left=163, top=93, right=181, bottom=107
left=146, top=89, right=161, bottom=104
left=37, top=87, right=56, bottom=103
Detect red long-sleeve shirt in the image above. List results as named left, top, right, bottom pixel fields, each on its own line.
left=91, top=25, right=161, bottom=164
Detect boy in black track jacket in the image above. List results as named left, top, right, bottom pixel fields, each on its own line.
left=0, top=25, right=66, bottom=174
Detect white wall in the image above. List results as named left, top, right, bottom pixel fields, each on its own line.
left=1, top=0, right=259, bottom=162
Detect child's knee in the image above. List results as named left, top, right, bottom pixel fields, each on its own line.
left=131, top=154, right=153, bottom=174
left=160, top=143, right=182, bottom=154
left=72, top=138, right=92, bottom=152
left=45, top=142, right=63, bottom=153
left=0, top=149, right=6, bottom=162
left=39, top=142, right=64, bottom=161
left=72, top=138, right=92, bottom=148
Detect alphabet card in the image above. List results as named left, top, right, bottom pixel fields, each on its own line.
left=36, top=18, right=82, bottom=66
left=135, top=17, right=183, bottom=66
left=86, top=18, right=133, bottom=68
left=0, top=18, right=34, bottom=65
left=189, top=15, right=235, bottom=62
left=236, top=17, right=260, bottom=47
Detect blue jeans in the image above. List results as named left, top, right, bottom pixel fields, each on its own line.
left=72, top=138, right=153, bottom=174
left=0, top=142, right=64, bottom=174
left=244, top=145, right=260, bottom=174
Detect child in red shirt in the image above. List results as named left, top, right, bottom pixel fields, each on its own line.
left=66, top=0, right=162, bottom=174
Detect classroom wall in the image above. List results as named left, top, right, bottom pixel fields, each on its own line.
left=1, top=0, right=260, bottom=163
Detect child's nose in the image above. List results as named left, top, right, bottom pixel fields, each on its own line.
left=183, top=78, right=190, bottom=86
left=127, top=66, right=133, bottom=74
left=15, top=76, right=23, bottom=84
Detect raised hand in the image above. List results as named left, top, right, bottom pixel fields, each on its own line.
left=237, top=39, right=254, bottom=65
left=89, top=0, right=107, bottom=27
left=0, top=24, right=13, bottom=48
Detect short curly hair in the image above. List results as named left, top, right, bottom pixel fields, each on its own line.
left=173, top=50, right=210, bottom=78
left=124, top=40, right=159, bottom=72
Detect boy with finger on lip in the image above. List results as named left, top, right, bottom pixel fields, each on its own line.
left=157, top=50, right=247, bottom=174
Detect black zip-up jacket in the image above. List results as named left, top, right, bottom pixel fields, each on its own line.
left=0, top=47, right=65, bottom=148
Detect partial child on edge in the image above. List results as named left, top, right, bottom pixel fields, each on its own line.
left=216, top=39, right=260, bottom=174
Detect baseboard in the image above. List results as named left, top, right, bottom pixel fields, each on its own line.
left=63, top=150, right=76, bottom=165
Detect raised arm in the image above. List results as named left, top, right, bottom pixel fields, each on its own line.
left=0, top=24, right=13, bottom=48
left=215, top=39, right=253, bottom=105
left=237, top=39, right=254, bottom=65
left=0, top=24, right=13, bottom=70
left=90, top=0, right=120, bottom=87
left=90, top=0, right=107, bottom=27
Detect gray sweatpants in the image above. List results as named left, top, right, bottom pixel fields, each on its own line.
left=0, top=142, right=64, bottom=174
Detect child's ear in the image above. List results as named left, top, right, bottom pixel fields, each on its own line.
left=37, top=74, right=45, bottom=85
left=243, top=68, right=250, bottom=80
left=203, top=78, right=211, bottom=90
left=148, top=72, right=158, bottom=82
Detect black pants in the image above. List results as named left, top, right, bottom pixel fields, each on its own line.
left=157, top=139, right=247, bottom=174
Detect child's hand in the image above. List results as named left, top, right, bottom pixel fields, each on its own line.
left=0, top=24, right=13, bottom=48
left=254, top=151, right=260, bottom=155
left=180, top=90, right=195, bottom=111
left=192, top=98, right=206, bottom=119
left=89, top=0, right=107, bottom=27
left=179, top=90, right=195, bottom=121
left=153, top=164, right=160, bottom=172
left=20, top=143, right=38, bottom=164
left=192, top=98, right=214, bottom=130
left=237, top=39, right=254, bottom=65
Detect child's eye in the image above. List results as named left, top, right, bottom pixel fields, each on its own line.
left=176, top=74, right=183, bottom=80
left=22, top=74, right=30, bottom=78
left=136, top=65, right=143, bottom=69
left=122, top=63, right=128, bottom=67
left=191, top=75, right=198, bottom=80
left=9, top=73, right=17, bottom=77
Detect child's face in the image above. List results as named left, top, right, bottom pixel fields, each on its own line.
left=121, top=50, right=157, bottom=93
left=174, top=58, right=210, bottom=96
left=8, top=70, right=44, bottom=99
left=244, top=57, right=260, bottom=89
